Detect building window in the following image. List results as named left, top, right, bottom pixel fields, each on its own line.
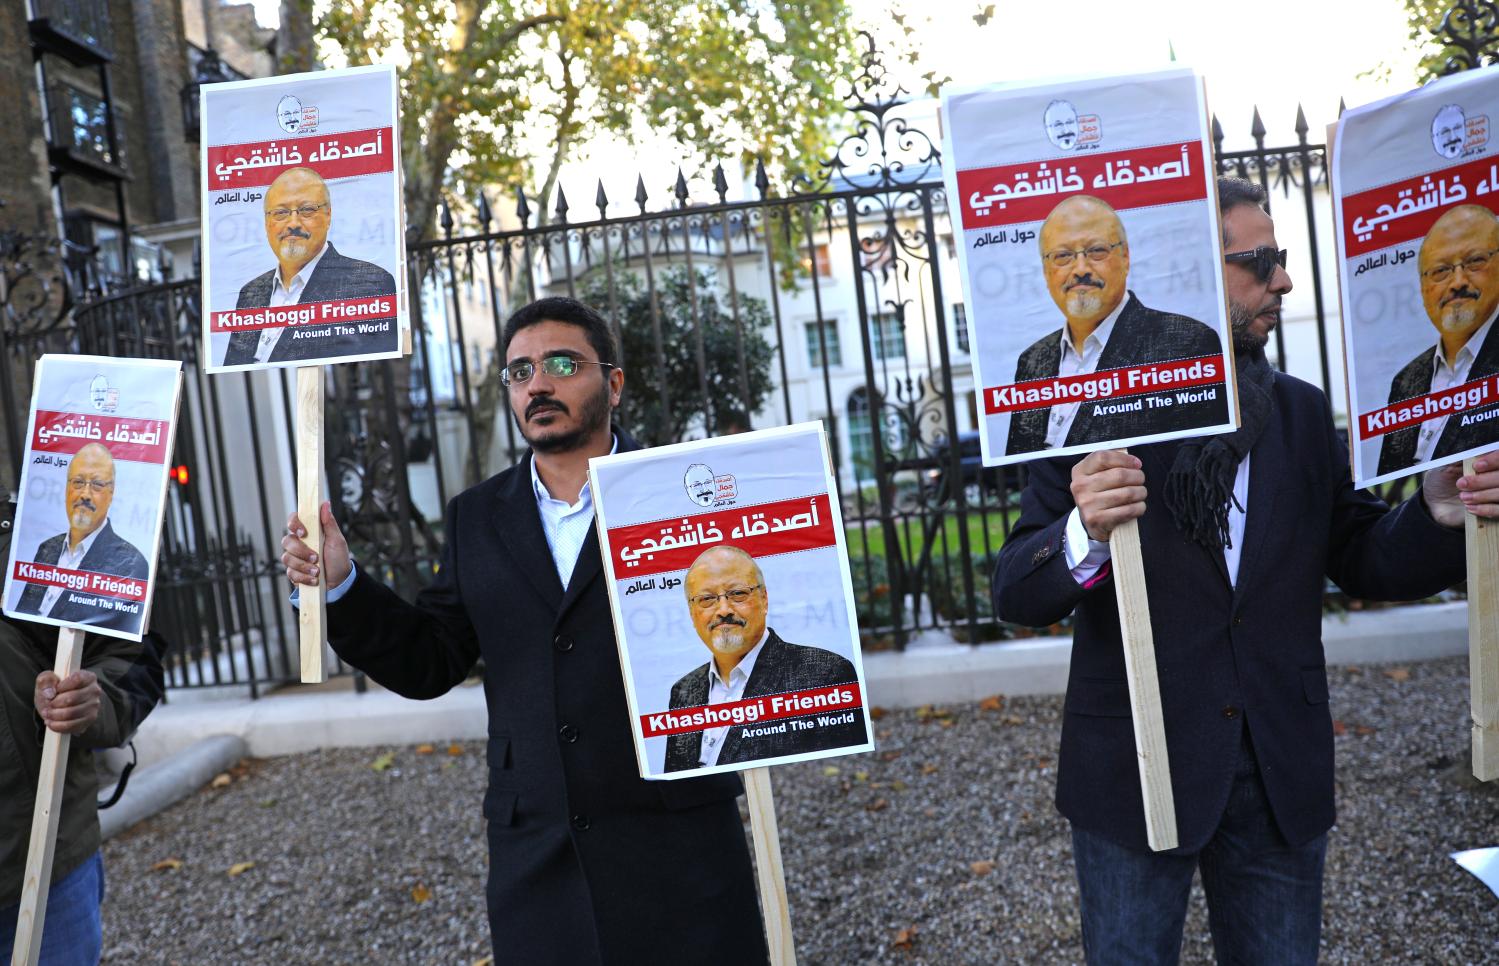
left=953, top=302, right=969, bottom=353
left=847, top=388, right=873, bottom=479
left=868, top=311, right=905, bottom=361
left=805, top=319, right=841, bottom=368
left=800, top=243, right=833, bottom=278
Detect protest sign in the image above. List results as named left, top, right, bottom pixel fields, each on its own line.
left=941, top=67, right=1235, bottom=468
left=5, top=355, right=181, bottom=965
left=200, top=64, right=405, bottom=373
left=1331, top=65, right=1499, bottom=781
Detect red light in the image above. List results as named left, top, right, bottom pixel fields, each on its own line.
left=173, top=464, right=189, bottom=485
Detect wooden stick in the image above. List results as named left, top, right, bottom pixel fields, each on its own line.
left=1465, top=457, right=1499, bottom=782
left=1108, top=514, right=1179, bottom=851
left=743, top=767, right=797, bottom=965
left=296, top=366, right=327, bottom=684
left=11, top=627, right=85, bottom=966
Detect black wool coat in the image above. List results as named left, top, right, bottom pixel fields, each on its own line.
left=326, top=432, right=768, bottom=965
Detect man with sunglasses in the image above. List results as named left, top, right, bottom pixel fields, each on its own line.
left=17, top=442, right=148, bottom=632
left=280, top=297, right=768, bottom=965
left=663, top=545, right=862, bottom=773
left=1377, top=204, right=1499, bottom=475
left=1006, top=194, right=1227, bottom=455
left=222, top=166, right=398, bottom=367
left=993, top=177, right=1499, bottom=964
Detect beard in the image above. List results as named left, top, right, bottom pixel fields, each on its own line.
left=1230, top=298, right=1278, bottom=355
left=520, top=377, right=612, bottom=454
left=1438, top=297, right=1481, bottom=332
left=706, top=615, right=754, bottom=655
left=69, top=503, right=98, bottom=532
left=275, top=229, right=314, bottom=262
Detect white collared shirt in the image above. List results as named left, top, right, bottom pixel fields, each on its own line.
left=1065, top=453, right=1251, bottom=587
left=699, top=630, right=770, bottom=767
left=40, top=521, right=108, bottom=615
left=255, top=242, right=330, bottom=363
left=1045, top=296, right=1129, bottom=449
left=529, top=435, right=618, bottom=587
left=1414, top=310, right=1498, bottom=464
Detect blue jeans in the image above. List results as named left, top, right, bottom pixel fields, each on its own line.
left=0, top=850, right=105, bottom=966
left=1071, top=730, right=1326, bottom=966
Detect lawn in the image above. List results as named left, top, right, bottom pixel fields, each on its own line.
left=843, top=504, right=1020, bottom=562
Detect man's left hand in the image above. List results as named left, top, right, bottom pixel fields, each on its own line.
left=34, top=669, right=102, bottom=735
left=1423, top=451, right=1499, bottom=528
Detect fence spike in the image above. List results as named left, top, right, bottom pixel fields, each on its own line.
left=1338, top=96, right=1347, bottom=118
left=1250, top=105, right=1266, bottom=141
left=516, top=186, right=532, bottom=225
left=476, top=190, right=493, bottom=229
left=1211, top=114, right=1223, bottom=144
left=555, top=185, right=570, bottom=223
left=713, top=162, right=729, bottom=203
left=439, top=196, right=454, bottom=235
left=754, top=158, right=770, bottom=200
left=1294, top=103, right=1308, bottom=139
left=635, top=174, right=648, bottom=213
left=674, top=167, right=689, bottom=205
left=595, top=179, right=609, bottom=218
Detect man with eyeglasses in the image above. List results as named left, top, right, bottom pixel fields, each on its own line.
left=17, top=442, right=148, bottom=631
left=663, top=545, right=861, bottom=773
left=1006, top=194, right=1226, bottom=455
left=1377, top=203, right=1499, bottom=475
left=222, top=166, right=398, bottom=367
left=993, top=177, right=1499, bottom=964
left=280, top=297, right=769, bottom=964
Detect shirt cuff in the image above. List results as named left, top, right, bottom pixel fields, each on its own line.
left=290, top=561, right=359, bottom=607
left=1063, top=508, right=1112, bottom=584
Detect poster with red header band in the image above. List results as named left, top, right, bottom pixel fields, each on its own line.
left=1333, top=64, right=1499, bottom=487
left=3, top=356, right=182, bottom=641
left=940, top=67, right=1237, bottom=467
left=591, top=422, right=874, bottom=780
left=200, top=64, right=405, bottom=373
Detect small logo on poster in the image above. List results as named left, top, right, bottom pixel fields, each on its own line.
left=683, top=463, right=737, bottom=508
left=88, top=375, right=118, bottom=413
left=1430, top=103, right=1489, bottom=159
left=1044, top=99, right=1102, bottom=152
left=275, top=94, right=320, bottom=135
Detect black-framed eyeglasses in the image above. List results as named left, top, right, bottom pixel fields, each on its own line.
left=265, top=203, right=329, bottom=222
left=1042, top=242, right=1124, bottom=268
left=500, top=355, right=614, bottom=387
left=1421, top=249, right=1499, bottom=283
left=688, top=585, right=763, bottom=610
left=1224, top=246, right=1287, bottom=282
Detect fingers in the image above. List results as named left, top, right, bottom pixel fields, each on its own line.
left=1455, top=452, right=1499, bottom=515
left=1076, top=449, right=1142, bottom=475
left=35, top=671, right=101, bottom=734
left=281, top=510, right=320, bottom=587
left=1071, top=450, right=1147, bottom=541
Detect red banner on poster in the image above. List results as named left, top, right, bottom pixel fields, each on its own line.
left=31, top=411, right=171, bottom=464
left=608, top=493, right=836, bottom=578
left=206, top=126, right=395, bottom=190
left=11, top=561, right=148, bottom=602
left=640, top=683, right=864, bottom=738
left=982, top=354, right=1225, bottom=415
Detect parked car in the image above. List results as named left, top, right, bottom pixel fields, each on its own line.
left=922, top=431, right=1025, bottom=506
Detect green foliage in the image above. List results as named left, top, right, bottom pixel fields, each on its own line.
left=310, top=1, right=858, bottom=236
left=1390, top=0, right=1490, bottom=84
left=579, top=264, right=774, bottom=446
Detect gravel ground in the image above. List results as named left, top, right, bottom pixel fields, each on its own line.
left=102, top=656, right=1498, bottom=965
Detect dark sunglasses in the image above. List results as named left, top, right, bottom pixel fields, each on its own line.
left=1224, top=246, right=1287, bottom=283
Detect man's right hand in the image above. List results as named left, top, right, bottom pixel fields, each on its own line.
left=1069, top=449, right=1147, bottom=541
left=281, top=502, right=351, bottom=588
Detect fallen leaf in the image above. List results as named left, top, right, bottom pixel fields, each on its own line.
left=471, top=958, right=494, bottom=966
left=880, top=751, right=902, bottom=762
left=210, top=773, right=231, bottom=789
left=415, top=744, right=435, bottom=755
left=892, top=925, right=918, bottom=949
left=970, top=860, right=994, bottom=876
left=979, top=694, right=1005, bottom=712
left=822, top=765, right=841, bottom=777
left=853, top=771, right=870, bottom=783
left=1332, top=719, right=1347, bottom=737
left=890, top=780, right=908, bottom=791
left=230, top=761, right=251, bottom=778
left=411, top=883, right=432, bottom=903
left=877, top=729, right=893, bottom=741
left=921, top=763, right=939, bottom=775
left=866, top=797, right=889, bottom=813
left=1354, top=724, right=1377, bottom=736
left=939, top=719, right=955, bottom=729
left=922, top=807, right=938, bottom=818
left=371, top=752, right=396, bottom=772
left=447, top=744, right=464, bottom=756
left=1002, top=714, right=1023, bottom=726
left=1035, top=757, right=1051, bottom=769
left=257, top=798, right=277, bottom=809
left=151, top=858, right=183, bottom=872
left=869, top=706, right=888, bottom=720
left=1345, top=666, right=1363, bottom=675
left=914, top=705, right=935, bottom=721
left=1383, top=667, right=1410, bottom=682
left=227, top=861, right=256, bottom=877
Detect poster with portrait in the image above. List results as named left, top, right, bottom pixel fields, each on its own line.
left=2, top=356, right=182, bottom=641
left=200, top=64, right=406, bottom=373
left=940, top=68, right=1237, bottom=467
left=1332, top=65, right=1499, bottom=487
left=591, top=423, right=874, bottom=780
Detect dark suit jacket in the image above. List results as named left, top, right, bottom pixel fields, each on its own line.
left=1006, top=293, right=1227, bottom=455
left=224, top=243, right=399, bottom=366
left=993, top=370, right=1465, bottom=854
left=324, top=432, right=767, bottom=966
left=663, top=629, right=867, bottom=773
left=16, top=520, right=150, bottom=632
left=1376, top=322, right=1499, bottom=476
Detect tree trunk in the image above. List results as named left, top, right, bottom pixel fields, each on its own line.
left=276, top=0, right=317, bottom=74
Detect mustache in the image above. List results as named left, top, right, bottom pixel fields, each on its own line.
left=72, top=498, right=96, bottom=512
left=710, top=614, right=747, bottom=630
left=279, top=227, right=312, bottom=240
left=1443, top=285, right=1481, bottom=305
left=1065, top=274, right=1104, bottom=291
left=526, top=397, right=568, bottom=419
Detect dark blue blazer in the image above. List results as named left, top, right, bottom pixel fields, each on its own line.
left=17, top=520, right=150, bottom=632
left=993, top=371, right=1465, bottom=853
left=324, top=431, right=767, bottom=965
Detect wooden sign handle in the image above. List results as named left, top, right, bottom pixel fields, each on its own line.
left=1108, top=509, right=1179, bottom=851
left=1465, top=457, right=1499, bottom=781
left=11, top=627, right=85, bottom=966
left=743, top=767, right=797, bottom=965
left=296, top=366, right=327, bottom=684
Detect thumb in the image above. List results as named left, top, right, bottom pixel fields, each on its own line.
left=320, top=501, right=347, bottom=548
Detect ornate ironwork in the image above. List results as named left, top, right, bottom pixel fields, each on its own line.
left=1436, top=0, right=1499, bottom=75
